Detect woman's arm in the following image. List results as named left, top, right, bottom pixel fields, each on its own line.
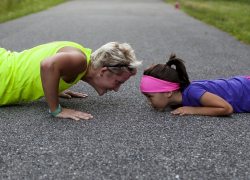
left=58, top=90, right=88, bottom=99
left=171, top=92, right=233, bottom=116
left=40, top=51, right=93, bottom=120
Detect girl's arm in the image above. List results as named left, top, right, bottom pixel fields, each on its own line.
left=40, top=51, right=93, bottom=120
left=171, top=92, right=233, bottom=116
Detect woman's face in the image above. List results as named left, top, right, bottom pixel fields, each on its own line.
left=94, top=70, right=131, bottom=96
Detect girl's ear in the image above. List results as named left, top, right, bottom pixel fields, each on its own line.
left=164, top=91, right=173, bottom=98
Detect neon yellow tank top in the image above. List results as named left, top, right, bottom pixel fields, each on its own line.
left=0, top=41, right=91, bottom=105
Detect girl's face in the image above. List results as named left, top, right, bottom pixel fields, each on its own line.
left=143, top=92, right=170, bottom=111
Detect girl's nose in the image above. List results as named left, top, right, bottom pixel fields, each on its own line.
left=147, top=98, right=152, bottom=105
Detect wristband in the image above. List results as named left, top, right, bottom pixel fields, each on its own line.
left=49, top=104, right=62, bottom=116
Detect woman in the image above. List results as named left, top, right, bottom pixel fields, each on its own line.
left=0, top=41, right=141, bottom=120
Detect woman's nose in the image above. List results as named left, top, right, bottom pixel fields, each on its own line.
left=114, top=84, right=121, bottom=92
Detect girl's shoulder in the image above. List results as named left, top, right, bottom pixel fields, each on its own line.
left=183, top=83, right=206, bottom=97
left=182, top=84, right=206, bottom=106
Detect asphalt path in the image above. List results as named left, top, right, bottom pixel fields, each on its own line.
left=1, top=0, right=250, bottom=179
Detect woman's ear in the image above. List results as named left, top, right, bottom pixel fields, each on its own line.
left=100, top=67, right=108, bottom=76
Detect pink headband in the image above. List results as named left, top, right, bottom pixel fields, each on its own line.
left=140, top=75, right=180, bottom=93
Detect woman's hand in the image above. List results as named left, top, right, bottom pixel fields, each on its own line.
left=59, top=90, right=88, bottom=99
left=54, top=108, right=93, bottom=120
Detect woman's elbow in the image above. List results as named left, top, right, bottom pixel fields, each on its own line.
left=41, top=60, right=48, bottom=71
left=40, top=60, right=54, bottom=72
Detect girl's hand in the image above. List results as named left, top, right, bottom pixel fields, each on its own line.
left=171, top=106, right=197, bottom=116
left=54, top=108, right=93, bottom=120
left=59, top=90, right=88, bottom=99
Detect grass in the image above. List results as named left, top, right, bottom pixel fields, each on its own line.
left=0, top=0, right=70, bottom=24
left=164, top=0, right=250, bottom=44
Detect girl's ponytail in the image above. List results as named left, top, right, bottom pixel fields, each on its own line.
left=166, top=53, right=190, bottom=91
left=143, top=53, right=190, bottom=92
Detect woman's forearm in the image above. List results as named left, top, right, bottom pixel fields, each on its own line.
left=40, top=60, right=61, bottom=112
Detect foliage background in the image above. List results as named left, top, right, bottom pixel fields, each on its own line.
left=0, top=0, right=70, bottom=24
left=164, top=0, right=250, bottom=44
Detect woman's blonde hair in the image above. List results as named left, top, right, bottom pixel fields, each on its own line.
left=91, top=42, right=141, bottom=75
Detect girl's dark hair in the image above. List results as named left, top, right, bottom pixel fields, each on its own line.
left=143, top=53, right=190, bottom=92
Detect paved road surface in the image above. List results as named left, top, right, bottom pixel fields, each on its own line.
left=1, top=0, right=250, bottom=179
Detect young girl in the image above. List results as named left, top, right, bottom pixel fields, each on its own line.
left=140, top=53, right=250, bottom=116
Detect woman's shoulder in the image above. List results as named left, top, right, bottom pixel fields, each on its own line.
left=56, top=41, right=92, bottom=58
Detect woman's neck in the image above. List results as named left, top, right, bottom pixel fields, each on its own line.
left=81, top=63, right=96, bottom=84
